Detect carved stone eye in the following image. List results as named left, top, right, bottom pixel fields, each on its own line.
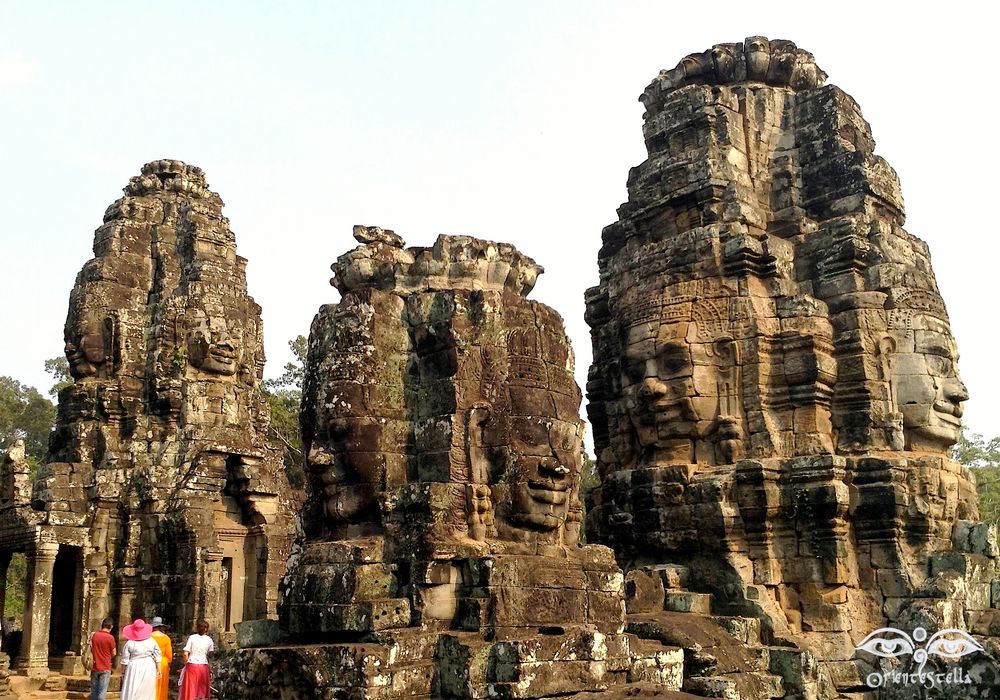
left=926, top=355, right=954, bottom=376
left=623, top=360, right=645, bottom=384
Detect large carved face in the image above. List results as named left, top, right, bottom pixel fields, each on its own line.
left=308, top=414, right=387, bottom=525
left=64, top=328, right=107, bottom=379
left=187, top=323, right=239, bottom=375
left=622, top=319, right=700, bottom=451
left=501, top=415, right=582, bottom=533
left=889, top=312, right=968, bottom=452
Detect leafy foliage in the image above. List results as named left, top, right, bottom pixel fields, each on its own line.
left=264, top=336, right=307, bottom=489
left=268, top=388, right=305, bottom=488
left=4, top=553, right=27, bottom=620
left=264, top=335, right=307, bottom=393
left=952, top=430, right=1000, bottom=526
left=0, top=376, right=56, bottom=463
left=579, top=453, right=600, bottom=543
left=581, top=453, right=599, bottom=504
left=43, top=355, right=72, bottom=397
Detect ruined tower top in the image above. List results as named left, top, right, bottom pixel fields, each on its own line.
left=641, top=37, right=827, bottom=115
left=331, top=224, right=544, bottom=296
left=121, top=158, right=217, bottom=202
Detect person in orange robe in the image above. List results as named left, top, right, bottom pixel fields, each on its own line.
left=149, top=617, right=172, bottom=700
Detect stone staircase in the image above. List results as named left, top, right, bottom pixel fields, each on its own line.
left=63, top=674, right=121, bottom=700
left=624, top=565, right=828, bottom=700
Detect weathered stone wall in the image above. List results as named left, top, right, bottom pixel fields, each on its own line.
left=586, top=38, right=996, bottom=693
left=0, top=160, right=295, bottom=676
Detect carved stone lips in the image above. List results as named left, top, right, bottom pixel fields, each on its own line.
left=649, top=398, right=696, bottom=421
left=527, top=481, right=568, bottom=505
left=933, top=401, right=963, bottom=421
left=529, top=456, right=570, bottom=505
left=211, top=343, right=236, bottom=362
left=528, top=478, right=568, bottom=492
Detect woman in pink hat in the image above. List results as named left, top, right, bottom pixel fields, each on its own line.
left=119, top=618, right=162, bottom=700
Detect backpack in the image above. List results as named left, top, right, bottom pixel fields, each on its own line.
left=82, top=633, right=94, bottom=671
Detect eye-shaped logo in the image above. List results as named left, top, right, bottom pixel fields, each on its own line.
left=856, top=626, right=984, bottom=673
left=856, top=628, right=917, bottom=658
left=924, top=629, right=985, bottom=661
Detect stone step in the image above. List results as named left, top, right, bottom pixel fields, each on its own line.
left=684, top=672, right=784, bottom=699
left=628, top=638, right=685, bottom=689
left=713, top=616, right=761, bottom=646
left=65, top=674, right=122, bottom=692
left=66, top=692, right=121, bottom=700
left=663, top=590, right=712, bottom=614
left=648, top=564, right=691, bottom=590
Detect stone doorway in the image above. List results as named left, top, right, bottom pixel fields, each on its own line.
left=221, top=557, right=233, bottom=631
left=214, top=495, right=262, bottom=633
left=47, top=545, right=82, bottom=656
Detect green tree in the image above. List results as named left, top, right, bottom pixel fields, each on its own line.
left=44, top=355, right=72, bottom=397
left=264, top=336, right=307, bottom=488
left=952, top=431, right=1000, bottom=526
left=0, top=376, right=56, bottom=464
left=4, top=553, right=27, bottom=620
left=264, top=335, right=307, bottom=393
left=578, top=453, right=600, bottom=544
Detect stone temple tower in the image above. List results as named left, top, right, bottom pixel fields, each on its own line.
left=0, top=160, right=294, bottom=677
left=586, top=38, right=999, bottom=695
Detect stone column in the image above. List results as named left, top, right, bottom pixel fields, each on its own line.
left=113, top=575, right=137, bottom=635
left=0, top=551, right=12, bottom=619
left=201, top=551, right=224, bottom=632
left=18, top=541, right=58, bottom=678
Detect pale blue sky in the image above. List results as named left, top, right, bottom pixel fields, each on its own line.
left=2, top=2, right=997, bottom=444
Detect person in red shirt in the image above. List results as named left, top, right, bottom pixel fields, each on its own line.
left=90, top=618, right=117, bottom=700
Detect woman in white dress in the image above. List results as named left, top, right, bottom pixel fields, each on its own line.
left=120, top=618, right=162, bottom=700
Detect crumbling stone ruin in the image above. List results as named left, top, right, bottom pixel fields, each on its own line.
left=216, top=227, right=695, bottom=698
left=0, top=160, right=294, bottom=678
left=586, top=38, right=1000, bottom=697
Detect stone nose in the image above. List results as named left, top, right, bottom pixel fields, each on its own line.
left=946, top=377, right=970, bottom=404
left=539, top=457, right=569, bottom=477
left=638, top=377, right=667, bottom=400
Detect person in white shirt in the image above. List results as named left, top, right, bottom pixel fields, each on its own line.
left=178, top=620, right=214, bottom=700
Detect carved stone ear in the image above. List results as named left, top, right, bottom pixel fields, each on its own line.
left=877, top=335, right=897, bottom=359
left=713, top=336, right=738, bottom=366
left=466, top=403, right=493, bottom=484
left=468, top=403, right=492, bottom=431
left=877, top=335, right=898, bottom=385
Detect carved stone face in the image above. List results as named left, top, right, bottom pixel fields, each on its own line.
left=744, top=36, right=771, bottom=81
left=622, top=320, right=700, bottom=452
left=889, top=314, right=968, bottom=452
left=65, top=331, right=107, bottom=379
left=188, top=325, right=239, bottom=375
left=309, top=415, right=385, bottom=525
left=502, top=415, right=582, bottom=533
